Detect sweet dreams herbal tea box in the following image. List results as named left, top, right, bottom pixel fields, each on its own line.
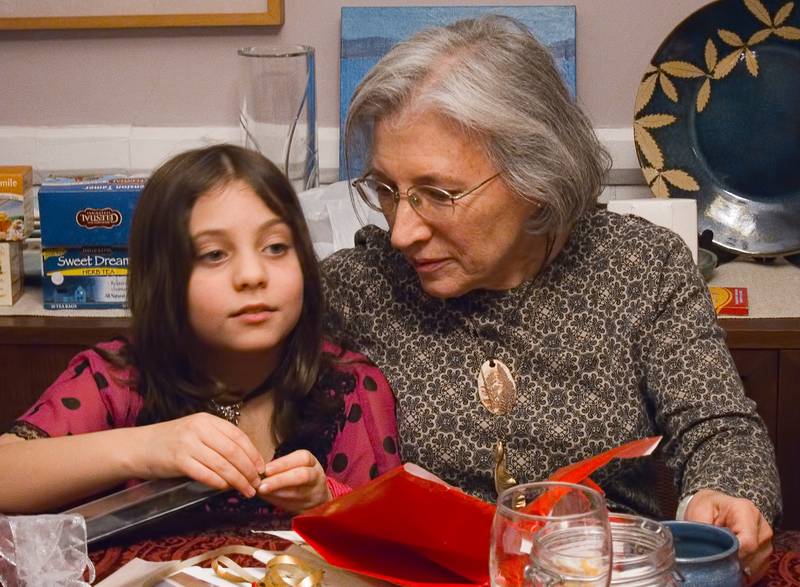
left=0, top=166, right=34, bottom=241
left=38, top=176, right=146, bottom=309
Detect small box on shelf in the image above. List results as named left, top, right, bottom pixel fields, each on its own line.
left=0, top=165, right=34, bottom=242
left=0, top=241, right=23, bottom=306
left=38, top=175, right=145, bottom=310
left=709, top=286, right=749, bottom=316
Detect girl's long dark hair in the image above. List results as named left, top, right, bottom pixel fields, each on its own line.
left=106, top=144, right=326, bottom=443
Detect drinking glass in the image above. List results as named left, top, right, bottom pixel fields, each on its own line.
left=609, top=514, right=680, bottom=586
left=491, top=482, right=612, bottom=587
left=238, top=45, right=318, bottom=191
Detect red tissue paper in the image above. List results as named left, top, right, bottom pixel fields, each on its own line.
left=293, top=437, right=662, bottom=587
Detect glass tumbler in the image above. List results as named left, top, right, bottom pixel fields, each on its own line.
left=608, top=514, right=681, bottom=586
left=238, top=45, right=319, bottom=191
left=491, top=482, right=612, bottom=587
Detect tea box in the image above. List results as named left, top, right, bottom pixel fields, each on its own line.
left=0, top=166, right=33, bottom=241
left=41, top=247, right=128, bottom=309
left=38, top=176, right=145, bottom=248
left=0, top=241, right=23, bottom=306
left=38, top=176, right=145, bottom=309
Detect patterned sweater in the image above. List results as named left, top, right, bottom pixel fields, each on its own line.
left=322, top=207, right=781, bottom=523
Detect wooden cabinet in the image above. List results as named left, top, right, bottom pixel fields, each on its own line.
left=0, top=315, right=798, bottom=528
left=0, top=315, right=129, bottom=432
left=730, top=349, right=778, bottom=445
left=729, top=348, right=799, bottom=528
left=778, top=350, right=800, bottom=530
left=723, top=318, right=800, bottom=531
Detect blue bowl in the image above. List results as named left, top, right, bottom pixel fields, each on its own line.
left=663, top=521, right=744, bottom=586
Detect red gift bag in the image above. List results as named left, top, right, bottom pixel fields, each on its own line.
left=293, top=437, right=662, bottom=587
left=294, top=463, right=493, bottom=586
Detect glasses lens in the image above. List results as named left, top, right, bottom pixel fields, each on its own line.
left=410, top=186, right=455, bottom=219
left=357, top=179, right=395, bottom=214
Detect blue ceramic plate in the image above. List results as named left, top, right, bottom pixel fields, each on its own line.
left=634, top=0, right=800, bottom=257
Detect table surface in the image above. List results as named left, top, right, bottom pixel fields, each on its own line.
left=89, top=519, right=800, bottom=586
left=708, top=257, right=800, bottom=319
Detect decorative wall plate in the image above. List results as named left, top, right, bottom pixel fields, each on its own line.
left=634, top=0, right=800, bottom=257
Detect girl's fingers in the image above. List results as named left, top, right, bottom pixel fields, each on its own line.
left=199, top=423, right=263, bottom=487
left=208, top=417, right=266, bottom=474
left=258, top=477, right=331, bottom=513
left=260, top=487, right=305, bottom=500
left=181, top=458, right=230, bottom=492
left=258, top=466, right=317, bottom=494
left=190, top=443, right=257, bottom=497
left=262, top=449, right=317, bottom=477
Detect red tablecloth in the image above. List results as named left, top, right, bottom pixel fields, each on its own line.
left=90, top=524, right=800, bottom=586
left=88, top=511, right=295, bottom=583
left=758, top=530, right=800, bottom=586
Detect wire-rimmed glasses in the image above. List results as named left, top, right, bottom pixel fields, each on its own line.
left=351, top=173, right=500, bottom=221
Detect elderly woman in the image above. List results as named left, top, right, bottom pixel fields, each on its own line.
left=322, top=15, right=780, bottom=580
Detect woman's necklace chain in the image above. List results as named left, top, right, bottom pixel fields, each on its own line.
left=462, top=278, right=536, bottom=496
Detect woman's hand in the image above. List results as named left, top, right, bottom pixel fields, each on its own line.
left=685, top=488, right=773, bottom=585
left=132, top=412, right=265, bottom=498
left=256, top=449, right=332, bottom=513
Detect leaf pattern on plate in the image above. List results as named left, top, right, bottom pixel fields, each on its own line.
left=634, top=0, right=800, bottom=199
left=746, top=0, right=775, bottom=24
left=776, top=24, right=800, bottom=38
left=660, top=60, right=706, bottom=78
left=634, top=67, right=658, bottom=115
left=640, top=167, right=700, bottom=198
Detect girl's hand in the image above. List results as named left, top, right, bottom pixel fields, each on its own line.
left=133, top=412, right=265, bottom=498
left=256, top=449, right=332, bottom=512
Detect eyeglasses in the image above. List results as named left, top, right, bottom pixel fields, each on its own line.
left=352, top=172, right=500, bottom=221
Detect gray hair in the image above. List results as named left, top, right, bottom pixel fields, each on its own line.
left=345, top=15, right=611, bottom=234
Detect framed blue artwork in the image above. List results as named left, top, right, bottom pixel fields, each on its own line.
left=339, top=5, right=577, bottom=179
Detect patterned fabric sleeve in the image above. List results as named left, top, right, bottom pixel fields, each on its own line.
left=7, top=341, right=142, bottom=440
left=321, top=231, right=391, bottom=354
left=323, top=342, right=401, bottom=489
left=642, top=236, right=782, bottom=524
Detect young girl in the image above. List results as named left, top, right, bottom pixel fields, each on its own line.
left=0, top=144, right=400, bottom=518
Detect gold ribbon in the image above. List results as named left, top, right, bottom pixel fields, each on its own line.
left=139, top=544, right=324, bottom=587
left=213, top=552, right=324, bottom=587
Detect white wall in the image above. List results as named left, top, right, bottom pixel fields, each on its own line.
left=0, top=0, right=708, bottom=129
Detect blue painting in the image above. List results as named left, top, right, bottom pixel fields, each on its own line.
left=339, top=5, right=577, bottom=179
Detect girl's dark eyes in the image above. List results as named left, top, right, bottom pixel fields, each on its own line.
left=194, top=240, right=291, bottom=264
left=198, top=249, right=227, bottom=263
left=264, top=243, right=289, bottom=255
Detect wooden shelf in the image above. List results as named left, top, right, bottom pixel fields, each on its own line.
left=0, top=314, right=129, bottom=344
left=721, top=317, right=800, bottom=349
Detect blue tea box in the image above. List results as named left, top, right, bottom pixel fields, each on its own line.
left=38, top=176, right=145, bottom=309
left=41, top=247, right=129, bottom=309
left=38, top=176, right=146, bottom=247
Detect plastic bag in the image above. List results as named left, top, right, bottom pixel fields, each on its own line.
left=0, top=514, right=94, bottom=587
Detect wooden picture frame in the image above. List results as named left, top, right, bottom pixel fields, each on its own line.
left=0, top=0, right=283, bottom=30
